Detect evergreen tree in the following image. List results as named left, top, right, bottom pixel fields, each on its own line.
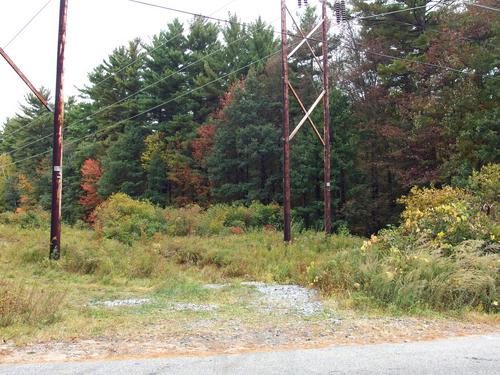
left=145, top=152, right=168, bottom=207
left=98, top=126, right=146, bottom=198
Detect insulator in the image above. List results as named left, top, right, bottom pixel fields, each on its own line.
left=334, top=2, right=341, bottom=24
left=341, top=0, right=347, bottom=21
left=298, top=0, right=302, bottom=7
left=304, top=0, right=308, bottom=5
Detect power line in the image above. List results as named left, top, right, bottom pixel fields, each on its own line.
left=364, top=49, right=468, bottom=74
left=6, top=28, right=259, bottom=156
left=467, top=2, right=500, bottom=12
left=5, top=2, right=488, bottom=158
left=7, top=133, right=52, bottom=156
left=128, top=0, right=239, bottom=26
left=91, top=0, right=242, bottom=93
left=0, top=112, right=53, bottom=140
left=3, top=0, right=245, bottom=152
left=127, top=0, right=324, bottom=43
left=352, top=5, right=429, bottom=21
left=3, top=0, right=53, bottom=49
left=6, top=48, right=282, bottom=168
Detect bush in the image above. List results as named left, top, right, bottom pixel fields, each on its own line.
left=94, top=193, right=167, bottom=244
left=468, top=163, right=500, bottom=205
left=399, top=186, right=496, bottom=247
left=164, top=205, right=203, bottom=236
left=0, top=209, right=49, bottom=229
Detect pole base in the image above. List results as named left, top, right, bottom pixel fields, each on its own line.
left=49, top=242, right=60, bottom=260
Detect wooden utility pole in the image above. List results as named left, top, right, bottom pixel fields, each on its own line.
left=49, top=0, right=68, bottom=260
left=0, top=47, right=52, bottom=112
left=281, top=0, right=292, bottom=243
left=280, top=0, right=332, bottom=240
left=321, top=0, right=331, bottom=234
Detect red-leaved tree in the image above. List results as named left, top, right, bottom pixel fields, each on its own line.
left=80, top=159, right=102, bottom=224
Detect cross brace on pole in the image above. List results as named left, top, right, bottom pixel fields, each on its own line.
left=281, top=0, right=332, bottom=242
left=289, top=89, right=325, bottom=142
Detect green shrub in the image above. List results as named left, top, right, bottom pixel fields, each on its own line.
left=399, top=186, right=496, bottom=247
left=165, top=205, right=203, bottom=236
left=0, top=209, right=49, bottom=229
left=468, top=163, right=500, bottom=205
left=94, top=193, right=167, bottom=244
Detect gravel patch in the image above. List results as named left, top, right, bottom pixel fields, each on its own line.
left=91, top=299, right=151, bottom=308
left=203, top=284, right=229, bottom=290
left=241, top=282, right=323, bottom=317
left=166, top=303, right=217, bottom=312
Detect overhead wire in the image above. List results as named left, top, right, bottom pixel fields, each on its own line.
left=3, top=0, right=54, bottom=49
left=4, top=21, right=274, bottom=156
left=2, top=0, right=246, bottom=152
left=6, top=47, right=284, bottom=167
left=467, top=2, right=500, bottom=12
left=5, top=1, right=495, bottom=162
left=90, top=0, right=243, bottom=93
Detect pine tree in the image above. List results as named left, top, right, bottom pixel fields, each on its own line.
left=145, top=152, right=168, bottom=207
left=98, top=127, right=146, bottom=198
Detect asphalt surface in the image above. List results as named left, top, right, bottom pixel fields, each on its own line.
left=1, top=334, right=499, bottom=374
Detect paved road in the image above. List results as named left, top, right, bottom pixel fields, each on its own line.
left=1, top=335, right=499, bottom=374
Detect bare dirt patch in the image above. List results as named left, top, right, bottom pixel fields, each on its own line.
left=1, top=282, right=499, bottom=364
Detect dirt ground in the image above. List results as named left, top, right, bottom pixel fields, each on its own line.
left=2, top=282, right=499, bottom=364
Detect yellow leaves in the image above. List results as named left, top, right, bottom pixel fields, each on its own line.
left=390, top=246, right=400, bottom=254
left=361, top=240, right=371, bottom=251
left=361, top=235, right=379, bottom=251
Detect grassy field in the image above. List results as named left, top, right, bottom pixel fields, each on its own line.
left=0, top=218, right=498, bottom=349
left=0, top=224, right=354, bottom=343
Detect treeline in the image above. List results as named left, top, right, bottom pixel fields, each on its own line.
left=0, top=1, right=498, bottom=235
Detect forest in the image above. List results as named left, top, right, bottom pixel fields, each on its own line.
left=0, top=0, right=498, bottom=235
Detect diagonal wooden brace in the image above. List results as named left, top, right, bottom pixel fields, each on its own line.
left=289, top=83, right=324, bottom=145
left=289, top=89, right=325, bottom=142
left=286, top=7, right=324, bottom=75
left=288, top=18, right=324, bottom=59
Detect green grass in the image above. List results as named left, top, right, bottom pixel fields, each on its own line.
left=0, top=222, right=498, bottom=344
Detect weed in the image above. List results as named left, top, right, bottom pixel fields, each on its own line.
left=0, top=281, right=65, bottom=328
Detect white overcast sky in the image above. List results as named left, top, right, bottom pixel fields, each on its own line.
left=1, top=0, right=308, bottom=124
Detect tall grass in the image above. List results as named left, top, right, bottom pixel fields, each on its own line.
left=0, top=281, right=65, bottom=328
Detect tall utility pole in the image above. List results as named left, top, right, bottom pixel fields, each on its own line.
left=321, top=0, right=331, bottom=234
left=281, top=0, right=292, bottom=243
left=49, top=0, right=68, bottom=260
left=280, top=0, right=332, bottom=242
